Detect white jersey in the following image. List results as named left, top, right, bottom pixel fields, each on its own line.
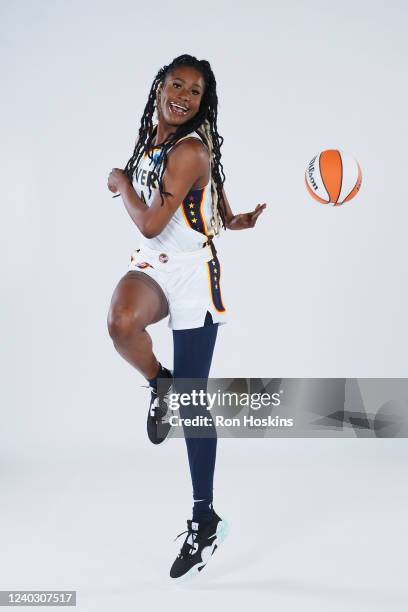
left=132, top=130, right=214, bottom=253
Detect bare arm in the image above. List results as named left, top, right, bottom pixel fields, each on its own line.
left=108, top=139, right=209, bottom=238
left=222, top=188, right=267, bottom=230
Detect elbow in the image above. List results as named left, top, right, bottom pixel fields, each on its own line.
left=225, top=215, right=234, bottom=230
left=140, top=221, right=160, bottom=239
left=141, top=229, right=158, bottom=239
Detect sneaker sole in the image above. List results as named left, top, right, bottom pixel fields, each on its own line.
left=169, top=519, right=229, bottom=582
left=147, top=381, right=174, bottom=446
left=159, top=420, right=177, bottom=446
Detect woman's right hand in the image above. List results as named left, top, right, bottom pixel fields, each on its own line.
left=107, top=168, right=129, bottom=194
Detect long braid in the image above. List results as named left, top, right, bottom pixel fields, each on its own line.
left=197, top=119, right=223, bottom=236
left=123, top=54, right=227, bottom=235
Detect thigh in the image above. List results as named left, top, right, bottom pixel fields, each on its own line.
left=109, top=270, right=169, bottom=328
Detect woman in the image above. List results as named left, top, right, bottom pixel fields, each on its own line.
left=107, top=54, right=266, bottom=580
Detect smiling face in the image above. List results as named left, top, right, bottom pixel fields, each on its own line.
left=158, top=66, right=206, bottom=127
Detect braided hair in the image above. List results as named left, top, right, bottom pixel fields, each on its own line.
left=123, top=54, right=227, bottom=236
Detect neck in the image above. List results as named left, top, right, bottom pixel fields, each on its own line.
left=154, top=119, right=176, bottom=146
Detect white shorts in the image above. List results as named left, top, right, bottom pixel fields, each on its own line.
left=127, top=243, right=227, bottom=330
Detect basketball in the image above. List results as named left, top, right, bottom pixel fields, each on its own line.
left=305, top=149, right=362, bottom=206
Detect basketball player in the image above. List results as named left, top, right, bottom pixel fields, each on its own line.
left=107, top=54, right=266, bottom=580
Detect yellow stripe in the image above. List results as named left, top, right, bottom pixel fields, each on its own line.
left=181, top=200, right=191, bottom=227
left=199, top=187, right=208, bottom=236
left=206, top=262, right=213, bottom=304
left=216, top=258, right=226, bottom=312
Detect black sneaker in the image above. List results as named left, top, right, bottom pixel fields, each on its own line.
left=147, top=371, right=173, bottom=445
left=170, top=512, right=228, bottom=580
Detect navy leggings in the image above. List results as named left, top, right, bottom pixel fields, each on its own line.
left=172, top=312, right=218, bottom=523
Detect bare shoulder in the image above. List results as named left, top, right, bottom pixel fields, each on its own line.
left=166, top=137, right=209, bottom=172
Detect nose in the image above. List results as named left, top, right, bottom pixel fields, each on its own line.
left=179, top=87, right=190, bottom=102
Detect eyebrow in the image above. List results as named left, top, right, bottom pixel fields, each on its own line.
left=172, top=77, right=202, bottom=89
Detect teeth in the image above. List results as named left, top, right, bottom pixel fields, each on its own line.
left=170, top=102, right=187, bottom=115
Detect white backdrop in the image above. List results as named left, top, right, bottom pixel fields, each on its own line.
left=2, top=0, right=408, bottom=454
left=1, top=1, right=408, bottom=610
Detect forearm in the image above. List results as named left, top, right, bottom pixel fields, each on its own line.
left=226, top=213, right=245, bottom=230
left=222, top=190, right=242, bottom=230
left=225, top=202, right=266, bottom=231
left=120, top=182, right=150, bottom=234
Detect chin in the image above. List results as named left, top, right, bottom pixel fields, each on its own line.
left=164, top=113, right=190, bottom=127
left=161, top=103, right=196, bottom=128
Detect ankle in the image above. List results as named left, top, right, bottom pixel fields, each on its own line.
left=192, top=500, right=215, bottom=524
left=147, top=362, right=171, bottom=389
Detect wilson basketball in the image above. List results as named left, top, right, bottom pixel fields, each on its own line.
left=305, top=149, right=362, bottom=205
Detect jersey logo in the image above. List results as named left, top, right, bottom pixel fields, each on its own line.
left=135, top=167, right=158, bottom=189
left=135, top=261, right=152, bottom=269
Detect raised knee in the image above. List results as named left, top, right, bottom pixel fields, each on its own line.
left=107, top=305, right=143, bottom=342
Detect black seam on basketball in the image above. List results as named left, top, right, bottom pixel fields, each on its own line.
left=341, top=165, right=361, bottom=204
left=336, top=151, right=343, bottom=204
left=341, top=182, right=357, bottom=204
left=319, top=153, right=330, bottom=203
left=305, top=176, right=326, bottom=203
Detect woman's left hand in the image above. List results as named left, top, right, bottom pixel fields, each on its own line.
left=227, top=203, right=267, bottom=230
left=108, top=168, right=129, bottom=194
